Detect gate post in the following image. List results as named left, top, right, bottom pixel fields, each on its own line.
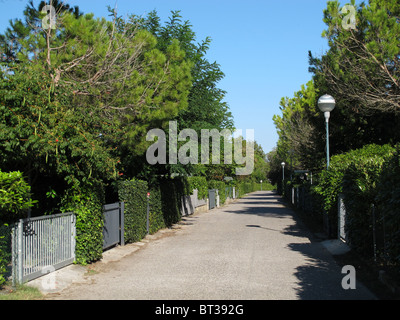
left=120, top=202, right=125, bottom=246
left=12, top=219, right=24, bottom=286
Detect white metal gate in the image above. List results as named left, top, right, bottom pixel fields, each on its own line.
left=12, top=213, right=76, bottom=284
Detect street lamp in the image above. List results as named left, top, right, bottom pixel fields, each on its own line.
left=281, top=162, right=286, bottom=181
left=260, top=180, right=263, bottom=191
left=318, top=94, right=336, bottom=169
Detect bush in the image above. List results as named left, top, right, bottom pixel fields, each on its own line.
left=375, top=146, right=400, bottom=264
left=187, top=176, right=208, bottom=199
left=0, top=224, right=11, bottom=286
left=0, top=170, right=36, bottom=222
left=208, top=180, right=227, bottom=205
left=312, top=144, right=395, bottom=237
left=61, top=181, right=105, bottom=265
left=118, top=178, right=187, bottom=243
left=159, top=177, right=187, bottom=226
left=0, top=170, right=35, bottom=284
left=118, top=179, right=148, bottom=243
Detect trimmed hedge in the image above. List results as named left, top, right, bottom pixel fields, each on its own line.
left=312, top=144, right=395, bottom=237
left=118, top=179, right=148, bottom=243
left=0, top=224, right=10, bottom=286
left=118, top=178, right=187, bottom=244
left=208, top=180, right=227, bottom=205
left=187, top=176, right=208, bottom=200
left=61, top=181, right=105, bottom=265
left=375, top=147, right=400, bottom=264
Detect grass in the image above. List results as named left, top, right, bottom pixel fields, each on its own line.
left=0, top=283, right=44, bottom=300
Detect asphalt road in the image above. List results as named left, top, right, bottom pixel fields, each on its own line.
left=52, top=191, right=376, bottom=300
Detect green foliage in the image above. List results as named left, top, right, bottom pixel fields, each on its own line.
left=61, top=181, right=105, bottom=265
left=374, top=147, right=400, bottom=264
left=148, top=186, right=165, bottom=234
left=0, top=170, right=36, bottom=222
left=118, top=178, right=186, bottom=243
left=0, top=224, right=11, bottom=286
left=312, top=143, right=394, bottom=238
left=236, top=181, right=261, bottom=198
left=118, top=179, right=148, bottom=243
left=159, top=178, right=187, bottom=226
left=187, top=176, right=208, bottom=199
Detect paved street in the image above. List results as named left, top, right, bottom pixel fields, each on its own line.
left=51, top=191, right=375, bottom=300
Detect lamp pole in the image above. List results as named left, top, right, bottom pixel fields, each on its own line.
left=318, top=95, right=336, bottom=170
left=281, top=162, right=285, bottom=182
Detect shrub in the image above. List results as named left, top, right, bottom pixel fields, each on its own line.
left=0, top=224, right=11, bottom=286
left=159, top=178, right=186, bottom=226
left=187, top=176, right=208, bottom=199
left=148, top=186, right=165, bottom=234
left=375, top=146, right=400, bottom=264
left=312, top=144, right=395, bottom=237
left=0, top=170, right=35, bottom=284
left=0, top=170, right=36, bottom=222
left=61, top=181, right=105, bottom=265
left=118, top=179, right=148, bottom=243
left=208, top=180, right=227, bottom=205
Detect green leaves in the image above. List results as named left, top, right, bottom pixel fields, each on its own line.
left=0, top=170, right=36, bottom=221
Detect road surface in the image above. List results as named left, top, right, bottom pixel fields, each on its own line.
left=50, top=191, right=375, bottom=300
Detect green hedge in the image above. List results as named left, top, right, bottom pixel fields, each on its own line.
left=208, top=180, right=227, bottom=205
left=312, top=144, right=395, bottom=237
left=0, top=224, right=10, bottom=286
left=118, top=179, right=148, bottom=243
left=375, top=147, right=400, bottom=264
left=0, top=170, right=36, bottom=222
left=187, top=176, right=208, bottom=199
left=61, top=181, right=105, bottom=265
left=236, top=181, right=260, bottom=198
left=118, top=178, right=186, bottom=244
left=0, top=170, right=35, bottom=285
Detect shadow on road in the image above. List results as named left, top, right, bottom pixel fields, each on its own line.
left=227, top=191, right=376, bottom=300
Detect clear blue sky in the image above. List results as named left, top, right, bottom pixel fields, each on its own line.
left=0, top=0, right=335, bottom=154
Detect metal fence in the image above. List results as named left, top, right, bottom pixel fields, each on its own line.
left=209, top=189, right=217, bottom=210
left=12, top=213, right=76, bottom=285
left=103, top=202, right=125, bottom=250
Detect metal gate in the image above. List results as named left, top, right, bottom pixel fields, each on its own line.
left=209, top=189, right=216, bottom=210
left=12, top=213, right=76, bottom=285
left=103, top=202, right=125, bottom=250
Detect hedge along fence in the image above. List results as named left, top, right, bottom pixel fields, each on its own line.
left=312, top=144, right=395, bottom=238
left=61, top=181, right=105, bottom=265
left=118, top=177, right=188, bottom=244
left=187, top=176, right=208, bottom=200
left=118, top=179, right=148, bottom=243
left=0, top=170, right=36, bottom=286
left=376, top=147, right=400, bottom=265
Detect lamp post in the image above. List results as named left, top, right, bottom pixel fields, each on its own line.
left=318, top=94, right=336, bottom=170
left=281, top=162, right=286, bottom=182
left=260, top=180, right=263, bottom=191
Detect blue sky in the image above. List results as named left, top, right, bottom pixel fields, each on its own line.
left=0, top=0, right=335, bottom=154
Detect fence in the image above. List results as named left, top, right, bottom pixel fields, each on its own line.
left=209, top=189, right=217, bottom=210
left=11, top=213, right=76, bottom=285
left=103, top=202, right=125, bottom=250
